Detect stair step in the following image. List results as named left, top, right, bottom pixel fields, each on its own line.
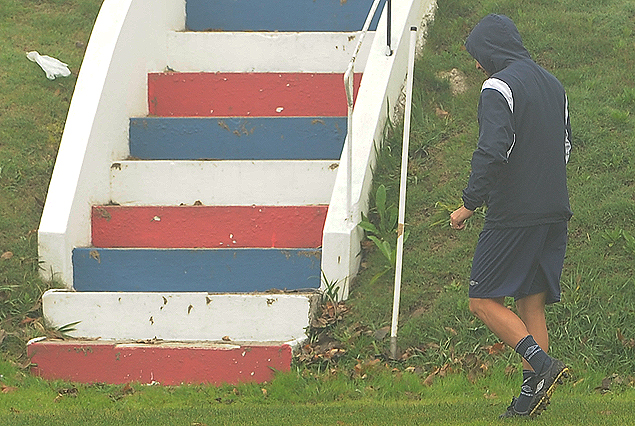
left=148, top=72, right=361, bottom=117
left=129, top=116, right=346, bottom=160
left=72, top=248, right=321, bottom=292
left=28, top=338, right=293, bottom=385
left=166, top=31, right=373, bottom=73
left=185, top=0, right=384, bottom=32
left=92, top=205, right=328, bottom=249
left=41, top=290, right=318, bottom=341
left=110, top=160, right=338, bottom=206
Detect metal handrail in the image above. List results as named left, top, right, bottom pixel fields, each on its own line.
left=386, top=0, right=392, bottom=56
left=343, top=0, right=391, bottom=222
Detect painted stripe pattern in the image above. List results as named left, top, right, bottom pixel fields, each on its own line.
left=92, top=205, right=327, bottom=248
left=109, top=160, right=338, bottom=206
left=42, top=290, right=317, bottom=341
left=129, top=117, right=346, bottom=160
left=73, top=248, right=321, bottom=292
left=148, top=72, right=361, bottom=117
left=185, top=0, right=385, bottom=32
left=28, top=340, right=292, bottom=385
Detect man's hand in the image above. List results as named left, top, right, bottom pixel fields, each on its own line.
left=450, top=206, right=474, bottom=230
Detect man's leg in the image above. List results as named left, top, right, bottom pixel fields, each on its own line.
left=469, top=295, right=566, bottom=418
left=516, top=292, right=549, bottom=370
left=511, top=292, right=548, bottom=414
left=467, top=224, right=568, bottom=417
left=468, top=297, right=529, bottom=348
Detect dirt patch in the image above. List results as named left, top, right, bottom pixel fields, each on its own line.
left=436, top=68, right=469, bottom=96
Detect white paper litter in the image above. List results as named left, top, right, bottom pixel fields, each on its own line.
left=26, top=51, right=71, bottom=80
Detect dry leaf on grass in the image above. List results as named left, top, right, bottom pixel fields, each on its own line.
left=54, top=387, right=78, bottom=402
left=435, top=107, right=450, bottom=118
left=1, top=385, right=18, bottom=394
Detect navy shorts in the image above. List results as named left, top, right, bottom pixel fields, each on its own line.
left=468, top=221, right=568, bottom=304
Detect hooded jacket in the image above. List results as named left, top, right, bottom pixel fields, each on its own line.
left=463, top=14, right=572, bottom=228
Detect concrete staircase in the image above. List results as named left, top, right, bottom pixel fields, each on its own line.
left=30, top=0, right=376, bottom=385
left=32, top=0, right=436, bottom=385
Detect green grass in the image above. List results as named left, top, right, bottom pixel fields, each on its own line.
left=1, top=359, right=634, bottom=425
left=0, top=0, right=103, bottom=361
left=1, top=0, right=635, bottom=423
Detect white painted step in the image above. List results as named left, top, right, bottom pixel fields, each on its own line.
left=166, top=31, right=374, bottom=73
left=110, top=160, right=339, bottom=206
left=43, top=290, right=319, bottom=342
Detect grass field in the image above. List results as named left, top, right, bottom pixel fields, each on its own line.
left=1, top=360, right=634, bottom=425
left=1, top=0, right=635, bottom=423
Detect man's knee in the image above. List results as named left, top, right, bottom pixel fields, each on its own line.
left=469, top=298, right=485, bottom=318
left=468, top=297, right=503, bottom=319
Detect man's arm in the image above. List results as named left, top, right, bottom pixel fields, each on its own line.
left=452, top=81, right=515, bottom=230
left=462, top=85, right=516, bottom=210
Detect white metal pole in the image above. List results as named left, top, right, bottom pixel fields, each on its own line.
left=390, top=26, right=418, bottom=360
left=344, top=65, right=354, bottom=222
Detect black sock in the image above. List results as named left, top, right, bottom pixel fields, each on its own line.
left=513, top=370, right=536, bottom=414
left=515, top=335, right=552, bottom=376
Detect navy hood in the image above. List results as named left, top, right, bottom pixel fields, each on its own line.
left=465, top=14, right=531, bottom=75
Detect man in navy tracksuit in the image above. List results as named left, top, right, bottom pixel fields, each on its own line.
left=450, top=14, right=572, bottom=418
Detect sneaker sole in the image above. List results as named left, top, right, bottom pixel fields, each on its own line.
left=528, top=367, right=569, bottom=418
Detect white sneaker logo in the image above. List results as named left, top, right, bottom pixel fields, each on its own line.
left=535, top=379, right=545, bottom=393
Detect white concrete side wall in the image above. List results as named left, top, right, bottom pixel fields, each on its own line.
left=38, top=0, right=186, bottom=287
left=167, top=32, right=374, bottom=73
left=321, top=0, right=437, bottom=299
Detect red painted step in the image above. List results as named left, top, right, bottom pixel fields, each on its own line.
left=28, top=338, right=291, bottom=385
left=148, top=72, right=361, bottom=117
left=92, top=205, right=327, bottom=248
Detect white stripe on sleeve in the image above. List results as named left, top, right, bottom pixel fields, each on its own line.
left=482, top=78, right=514, bottom=113
left=564, top=95, right=571, bottom=164
left=482, top=78, right=515, bottom=159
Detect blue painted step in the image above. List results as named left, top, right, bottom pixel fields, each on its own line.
left=129, top=117, right=346, bottom=160
left=72, top=248, right=321, bottom=292
left=185, top=0, right=385, bottom=32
